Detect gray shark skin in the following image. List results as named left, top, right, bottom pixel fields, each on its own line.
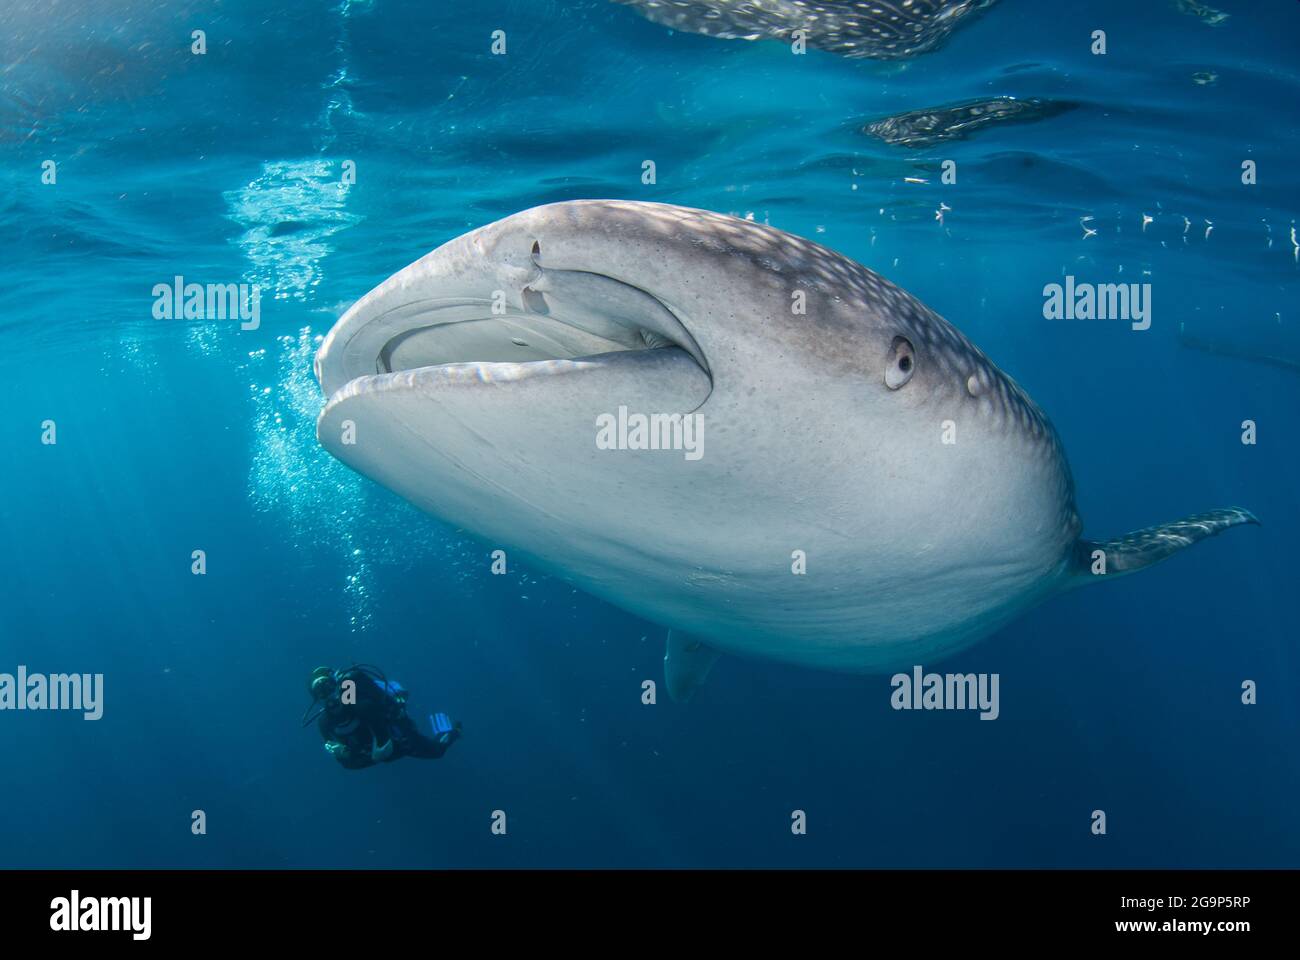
left=315, top=200, right=1256, bottom=697
left=611, top=0, right=997, bottom=60
left=864, top=97, right=1076, bottom=147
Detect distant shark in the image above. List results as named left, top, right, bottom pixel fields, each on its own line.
left=315, top=201, right=1257, bottom=700
left=611, top=0, right=998, bottom=59
left=864, top=97, right=1076, bottom=147
left=1179, top=325, right=1300, bottom=375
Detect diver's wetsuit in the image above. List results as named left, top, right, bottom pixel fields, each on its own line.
left=317, top=668, right=457, bottom=770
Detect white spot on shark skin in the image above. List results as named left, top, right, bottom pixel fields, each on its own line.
left=314, top=200, right=1257, bottom=687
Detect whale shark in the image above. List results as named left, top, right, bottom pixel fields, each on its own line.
left=315, top=200, right=1257, bottom=700
left=1179, top=325, right=1300, bottom=376
left=611, top=0, right=998, bottom=60
left=863, top=97, right=1076, bottom=147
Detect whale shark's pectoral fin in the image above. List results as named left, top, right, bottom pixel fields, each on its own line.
left=664, top=631, right=721, bottom=703
left=1072, top=507, right=1259, bottom=583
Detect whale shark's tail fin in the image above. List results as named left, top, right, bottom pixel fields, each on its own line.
left=664, top=631, right=721, bottom=703
left=1072, top=507, right=1258, bottom=583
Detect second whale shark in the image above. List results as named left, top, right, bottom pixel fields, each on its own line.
left=611, top=0, right=998, bottom=60
left=315, top=201, right=1256, bottom=699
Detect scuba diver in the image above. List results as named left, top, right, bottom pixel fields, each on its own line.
left=303, top=664, right=462, bottom=770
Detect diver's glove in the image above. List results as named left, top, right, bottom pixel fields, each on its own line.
left=324, top=741, right=349, bottom=760
left=370, top=733, right=395, bottom=763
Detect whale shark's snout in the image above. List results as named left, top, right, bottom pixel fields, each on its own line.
left=314, top=200, right=1256, bottom=692
left=314, top=202, right=711, bottom=410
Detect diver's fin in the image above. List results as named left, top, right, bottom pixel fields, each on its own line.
left=664, top=630, right=721, bottom=703
left=1072, top=507, right=1258, bottom=583
left=370, top=733, right=394, bottom=762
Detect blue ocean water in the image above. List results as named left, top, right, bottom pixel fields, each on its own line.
left=0, top=0, right=1296, bottom=868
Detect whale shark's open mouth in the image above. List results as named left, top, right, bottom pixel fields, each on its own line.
left=315, top=260, right=715, bottom=493
left=373, top=294, right=697, bottom=377
left=316, top=265, right=710, bottom=409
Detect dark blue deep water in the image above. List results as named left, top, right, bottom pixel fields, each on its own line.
left=1, top=0, right=1297, bottom=868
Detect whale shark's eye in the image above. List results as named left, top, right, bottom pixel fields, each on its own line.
left=886, top=336, right=915, bottom=389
